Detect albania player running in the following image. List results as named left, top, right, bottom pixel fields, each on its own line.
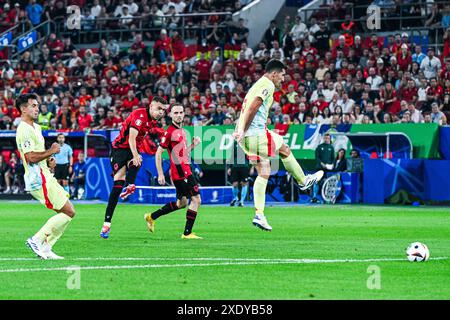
left=144, top=104, right=203, bottom=239
left=100, top=96, right=167, bottom=239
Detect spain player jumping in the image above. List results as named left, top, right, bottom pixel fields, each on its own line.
left=100, top=96, right=167, bottom=239
left=144, top=104, right=203, bottom=239
left=233, top=59, right=324, bottom=231
left=16, top=93, right=76, bottom=259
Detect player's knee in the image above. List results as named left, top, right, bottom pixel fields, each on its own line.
left=232, top=182, right=238, bottom=187
left=279, top=144, right=291, bottom=158
left=63, top=206, right=76, bottom=218
left=177, top=198, right=188, bottom=208
left=192, top=195, right=201, bottom=205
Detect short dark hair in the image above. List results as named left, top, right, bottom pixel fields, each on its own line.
left=15, top=93, right=39, bottom=114
left=169, top=103, right=184, bottom=112
left=265, top=59, right=286, bottom=73
left=151, top=96, right=168, bottom=105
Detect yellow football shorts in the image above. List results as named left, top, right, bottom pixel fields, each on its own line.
left=30, top=175, right=70, bottom=211
left=239, top=129, right=284, bottom=164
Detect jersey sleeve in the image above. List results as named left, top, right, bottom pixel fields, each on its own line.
left=159, top=129, right=171, bottom=149
left=17, top=126, right=36, bottom=155
left=129, top=111, right=145, bottom=131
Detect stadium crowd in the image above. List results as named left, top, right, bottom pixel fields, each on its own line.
left=1, top=0, right=450, bottom=194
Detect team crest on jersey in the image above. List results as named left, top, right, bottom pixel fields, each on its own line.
left=135, top=119, right=142, bottom=126
left=262, top=89, right=268, bottom=96
left=24, top=140, right=31, bottom=148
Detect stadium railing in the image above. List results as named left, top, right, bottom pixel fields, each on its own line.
left=1, top=20, right=56, bottom=63
left=54, top=12, right=234, bottom=44
left=298, top=1, right=449, bottom=52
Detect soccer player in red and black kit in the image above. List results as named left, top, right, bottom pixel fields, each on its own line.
left=100, top=96, right=167, bottom=239
left=144, top=104, right=203, bottom=239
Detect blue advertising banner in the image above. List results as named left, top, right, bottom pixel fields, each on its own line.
left=363, top=159, right=450, bottom=203
left=18, top=31, right=37, bottom=52
left=0, top=31, right=13, bottom=47
left=130, top=186, right=233, bottom=205
left=84, top=155, right=233, bottom=204
left=439, top=126, right=450, bottom=160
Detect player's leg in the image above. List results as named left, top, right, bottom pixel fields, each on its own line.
left=252, top=160, right=272, bottom=231
left=100, top=165, right=126, bottom=239
left=144, top=194, right=187, bottom=233
left=231, top=180, right=239, bottom=206
left=62, top=164, right=70, bottom=194
left=239, top=180, right=249, bottom=207
left=27, top=180, right=73, bottom=259
left=279, top=142, right=324, bottom=191
left=182, top=194, right=202, bottom=239
left=181, top=176, right=202, bottom=239
left=119, top=158, right=141, bottom=200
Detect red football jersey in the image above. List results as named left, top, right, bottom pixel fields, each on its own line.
left=112, top=108, right=159, bottom=150
left=160, top=124, right=192, bottom=181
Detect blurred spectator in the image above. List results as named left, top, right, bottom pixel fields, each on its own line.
left=0, top=155, right=11, bottom=194
left=264, top=20, right=281, bottom=48
left=71, top=151, right=86, bottom=199
left=26, top=0, right=44, bottom=27
left=333, top=148, right=347, bottom=172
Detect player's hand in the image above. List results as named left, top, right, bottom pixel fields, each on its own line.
left=132, top=154, right=143, bottom=167
left=158, top=175, right=166, bottom=185
left=232, top=130, right=244, bottom=144
left=47, top=156, right=56, bottom=169
left=50, top=142, right=60, bottom=154
left=192, top=136, right=201, bottom=147
left=69, top=165, right=73, bottom=174
left=227, top=168, right=231, bottom=176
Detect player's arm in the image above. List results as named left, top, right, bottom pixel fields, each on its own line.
left=128, top=127, right=142, bottom=167
left=68, top=146, right=74, bottom=174
left=155, top=146, right=165, bottom=185
left=233, top=97, right=263, bottom=143
left=188, top=136, right=201, bottom=151
left=25, top=143, right=60, bottom=164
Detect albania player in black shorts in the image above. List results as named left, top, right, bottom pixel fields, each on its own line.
left=100, top=96, right=167, bottom=239
left=144, top=104, right=203, bottom=239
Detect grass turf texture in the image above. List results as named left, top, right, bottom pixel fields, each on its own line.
left=0, top=202, right=449, bottom=300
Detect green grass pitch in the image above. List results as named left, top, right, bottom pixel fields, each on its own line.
left=0, top=202, right=449, bottom=300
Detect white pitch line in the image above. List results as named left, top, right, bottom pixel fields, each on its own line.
left=0, top=257, right=447, bottom=273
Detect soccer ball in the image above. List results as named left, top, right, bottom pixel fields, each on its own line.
left=406, top=242, right=430, bottom=262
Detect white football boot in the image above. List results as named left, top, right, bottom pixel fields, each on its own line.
left=26, top=237, right=48, bottom=260
left=252, top=214, right=272, bottom=231
left=299, top=170, right=324, bottom=191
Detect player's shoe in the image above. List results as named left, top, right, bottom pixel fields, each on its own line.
left=238, top=202, right=244, bottom=207
left=42, top=243, right=64, bottom=260
left=230, top=199, right=237, bottom=206
left=144, top=213, right=155, bottom=233
left=298, top=170, right=324, bottom=191
left=252, top=214, right=272, bottom=231
left=120, top=184, right=136, bottom=200
left=25, top=237, right=48, bottom=260
left=100, top=224, right=111, bottom=239
left=181, top=233, right=203, bottom=239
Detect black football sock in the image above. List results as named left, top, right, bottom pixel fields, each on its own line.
left=151, top=202, right=180, bottom=220
left=104, top=180, right=125, bottom=223
left=125, top=163, right=140, bottom=185
left=184, top=209, right=198, bottom=235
